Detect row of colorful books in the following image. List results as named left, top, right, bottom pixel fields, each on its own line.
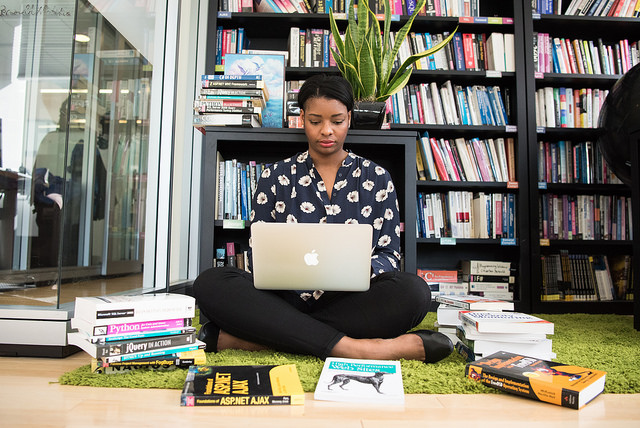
left=215, top=242, right=251, bottom=271
left=538, top=193, right=633, bottom=241
left=561, top=0, right=640, bottom=16
left=417, top=191, right=517, bottom=239
left=535, top=87, right=608, bottom=129
left=68, top=294, right=205, bottom=374
left=537, top=140, right=623, bottom=185
left=215, top=153, right=267, bottom=221
left=541, top=251, right=634, bottom=301
left=397, top=31, right=515, bottom=73
left=220, top=0, right=486, bottom=17
left=417, top=134, right=516, bottom=183
left=288, top=27, right=337, bottom=68
left=534, top=34, right=639, bottom=75
left=389, top=82, right=510, bottom=127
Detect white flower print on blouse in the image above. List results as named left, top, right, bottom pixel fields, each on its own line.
left=363, top=159, right=371, bottom=168
left=256, top=192, right=268, bottom=205
left=297, top=153, right=307, bottom=163
left=384, top=208, right=394, bottom=220
left=261, top=168, right=271, bottom=178
left=318, top=181, right=326, bottom=192
left=300, top=201, right=315, bottom=213
left=362, top=180, right=374, bottom=191
left=378, top=235, right=391, bottom=247
left=352, top=167, right=361, bottom=178
left=395, top=224, right=401, bottom=237
left=275, top=201, right=286, bottom=213
left=298, top=175, right=312, bottom=187
left=325, top=204, right=341, bottom=215
left=361, top=205, right=372, bottom=217
left=278, top=175, right=290, bottom=186
left=345, top=218, right=359, bottom=224
left=334, top=179, right=347, bottom=191
left=291, top=187, right=296, bottom=198
left=347, top=191, right=359, bottom=203
left=375, top=189, right=388, bottom=202
left=291, top=164, right=296, bottom=174
left=373, top=217, right=384, bottom=230
left=375, top=166, right=386, bottom=175
left=271, top=185, right=276, bottom=195
left=286, top=214, right=297, bottom=223
left=387, top=181, right=395, bottom=193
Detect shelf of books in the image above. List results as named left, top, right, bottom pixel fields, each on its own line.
left=407, top=0, right=531, bottom=311
left=524, top=1, right=638, bottom=313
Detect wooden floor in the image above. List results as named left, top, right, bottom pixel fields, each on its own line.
left=1, top=352, right=639, bottom=427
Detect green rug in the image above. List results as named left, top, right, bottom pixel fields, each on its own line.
left=58, top=313, right=640, bottom=394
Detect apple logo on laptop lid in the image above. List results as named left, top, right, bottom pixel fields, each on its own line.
left=304, top=250, right=319, bottom=266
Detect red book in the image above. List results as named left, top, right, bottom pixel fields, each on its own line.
left=462, top=33, right=476, bottom=70
left=429, top=138, right=450, bottom=181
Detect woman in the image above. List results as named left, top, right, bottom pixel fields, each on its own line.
left=194, top=74, right=453, bottom=363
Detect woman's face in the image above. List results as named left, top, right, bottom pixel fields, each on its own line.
left=301, top=96, right=351, bottom=160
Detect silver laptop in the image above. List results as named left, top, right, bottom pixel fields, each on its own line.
left=250, top=223, right=373, bottom=292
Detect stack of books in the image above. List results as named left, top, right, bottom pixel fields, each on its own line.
left=416, top=268, right=466, bottom=298
left=193, top=74, right=266, bottom=128
left=460, top=259, right=516, bottom=301
left=434, top=294, right=514, bottom=349
left=456, top=310, right=555, bottom=362
left=68, top=294, right=205, bottom=374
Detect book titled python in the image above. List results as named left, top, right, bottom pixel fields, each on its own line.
left=180, top=364, right=304, bottom=406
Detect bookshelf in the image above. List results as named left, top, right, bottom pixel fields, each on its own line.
left=522, top=4, right=639, bottom=313
left=198, top=0, right=637, bottom=316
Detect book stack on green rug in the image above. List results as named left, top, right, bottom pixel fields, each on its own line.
left=59, top=312, right=640, bottom=395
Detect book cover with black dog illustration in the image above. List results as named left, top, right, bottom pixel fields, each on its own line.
left=314, top=358, right=404, bottom=405
left=181, top=364, right=304, bottom=406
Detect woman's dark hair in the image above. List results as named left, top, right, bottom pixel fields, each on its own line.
left=297, top=74, right=354, bottom=112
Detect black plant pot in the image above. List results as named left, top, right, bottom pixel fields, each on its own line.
left=351, top=101, right=386, bottom=129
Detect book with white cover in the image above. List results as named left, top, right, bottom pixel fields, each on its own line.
left=314, top=358, right=404, bottom=405
left=73, top=294, right=196, bottom=325
left=460, top=311, right=554, bottom=335
left=436, top=294, right=514, bottom=311
left=436, top=304, right=464, bottom=326
left=459, top=319, right=548, bottom=341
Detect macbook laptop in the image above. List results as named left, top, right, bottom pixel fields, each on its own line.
left=250, top=223, right=373, bottom=292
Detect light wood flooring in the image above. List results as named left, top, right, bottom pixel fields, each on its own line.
left=1, top=351, right=639, bottom=427
left=0, top=273, right=143, bottom=307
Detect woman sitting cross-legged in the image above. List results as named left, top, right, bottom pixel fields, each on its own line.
left=193, top=74, right=453, bottom=363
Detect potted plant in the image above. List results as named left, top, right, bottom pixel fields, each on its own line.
left=329, top=0, right=456, bottom=128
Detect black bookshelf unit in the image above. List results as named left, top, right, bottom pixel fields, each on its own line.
left=522, top=6, right=639, bottom=314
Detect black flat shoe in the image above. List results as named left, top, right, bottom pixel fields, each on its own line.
left=197, top=322, right=220, bottom=353
left=410, top=329, right=454, bottom=363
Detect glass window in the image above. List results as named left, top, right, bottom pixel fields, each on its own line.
left=0, top=0, right=163, bottom=308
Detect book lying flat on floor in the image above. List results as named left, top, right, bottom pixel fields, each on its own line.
left=460, top=311, right=554, bottom=335
left=465, top=351, right=606, bottom=409
left=314, top=357, right=404, bottom=405
left=181, top=364, right=305, bottom=406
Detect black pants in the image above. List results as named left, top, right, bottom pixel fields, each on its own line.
left=193, top=267, right=431, bottom=359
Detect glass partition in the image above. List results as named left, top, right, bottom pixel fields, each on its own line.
left=0, top=0, right=160, bottom=308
